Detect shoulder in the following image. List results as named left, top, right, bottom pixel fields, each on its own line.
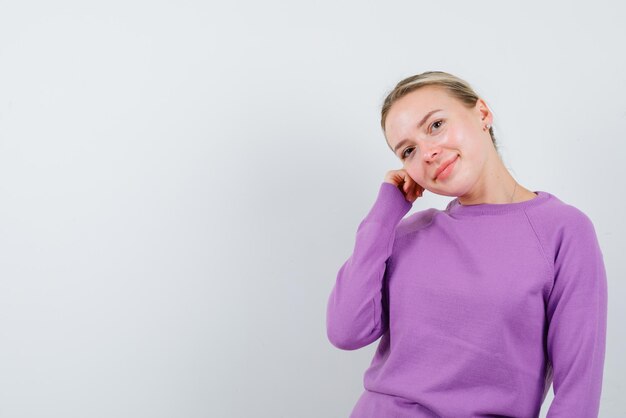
left=395, top=207, right=441, bottom=239
left=525, top=191, right=601, bottom=259
left=526, top=191, right=596, bottom=233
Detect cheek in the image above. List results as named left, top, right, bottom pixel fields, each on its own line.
left=445, top=125, right=465, bottom=148
left=405, top=164, right=428, bottom=184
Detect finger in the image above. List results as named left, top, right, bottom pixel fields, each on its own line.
left=411, top=183, right=423, bottom=199
left=403, top=174, right=413, bottom=192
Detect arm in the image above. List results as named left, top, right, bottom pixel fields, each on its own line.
left=545, top=212, right=608, bottom=417
left=326, top=182, right=412, bottom=350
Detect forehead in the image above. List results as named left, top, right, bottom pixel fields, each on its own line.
left=387, top=85, right=459, bottom=124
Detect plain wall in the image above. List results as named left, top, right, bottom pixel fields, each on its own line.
left=0, top=0, right=624, bottom=417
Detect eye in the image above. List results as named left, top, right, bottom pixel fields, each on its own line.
left=430, top=119, right=443, bottom=131
left=401, top=147, right=415, bottom=160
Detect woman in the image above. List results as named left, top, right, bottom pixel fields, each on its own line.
left=326, top=71, right=608, bottom=418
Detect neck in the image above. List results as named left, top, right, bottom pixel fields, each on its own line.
left=458, top=182, right=517, bottom=206
left=457, top=156, right=521, bottom=206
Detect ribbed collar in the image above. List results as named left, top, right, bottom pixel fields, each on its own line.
left=445, top=191, right=551, bottom=217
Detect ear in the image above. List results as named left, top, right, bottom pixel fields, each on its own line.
left=475, top=98, right=493, bottom=127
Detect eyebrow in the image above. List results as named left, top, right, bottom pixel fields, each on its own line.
left=392, top=108, right=444, bottom=154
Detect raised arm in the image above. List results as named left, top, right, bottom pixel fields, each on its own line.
left=545, top=212, right=608, bottom=417
left=326, top=182, right=412, bottom=350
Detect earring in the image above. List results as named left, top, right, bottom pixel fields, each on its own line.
left=484, top=124, right=491, bottom=131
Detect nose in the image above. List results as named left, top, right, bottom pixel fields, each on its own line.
left=420, top=142, right=442, bottom=164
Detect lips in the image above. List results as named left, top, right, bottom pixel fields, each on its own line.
left=434, top=155, right=458, bottom=180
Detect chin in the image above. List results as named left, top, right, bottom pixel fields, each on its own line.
left=427, top=183, right=469, bottom=198
left=429, top=174, right=474, bottom=198
left=430, top=189, right=459, bottom=198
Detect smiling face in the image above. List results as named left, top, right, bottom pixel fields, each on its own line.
left=384, top=85, right=495, bottom=198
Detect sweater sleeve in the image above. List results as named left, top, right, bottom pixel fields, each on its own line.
left=326, top=182, right=412, bottom=350
left=545, top=212, right=608, bottom=417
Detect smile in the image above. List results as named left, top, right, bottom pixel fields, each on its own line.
left=435, top=156, right=458, bottom=181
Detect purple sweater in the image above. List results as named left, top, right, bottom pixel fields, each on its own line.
left=326, top=182, right=608, bottom=418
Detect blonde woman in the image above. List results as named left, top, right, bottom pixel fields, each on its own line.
left=326, top=71, right=607, bottom=418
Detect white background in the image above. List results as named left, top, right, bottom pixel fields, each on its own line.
left=0, top=1, right=624, bottom=417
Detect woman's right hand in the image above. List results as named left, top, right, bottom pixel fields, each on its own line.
left=384, top=169, right=425, bottom=204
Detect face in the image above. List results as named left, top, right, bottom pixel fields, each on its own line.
left=384, top=85, right=494, bottom=198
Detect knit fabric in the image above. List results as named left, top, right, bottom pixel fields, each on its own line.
left=326, top=182, right=607, bottom=417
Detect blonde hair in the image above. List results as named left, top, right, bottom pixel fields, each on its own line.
left=380, top=71, right=498, bottom=152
